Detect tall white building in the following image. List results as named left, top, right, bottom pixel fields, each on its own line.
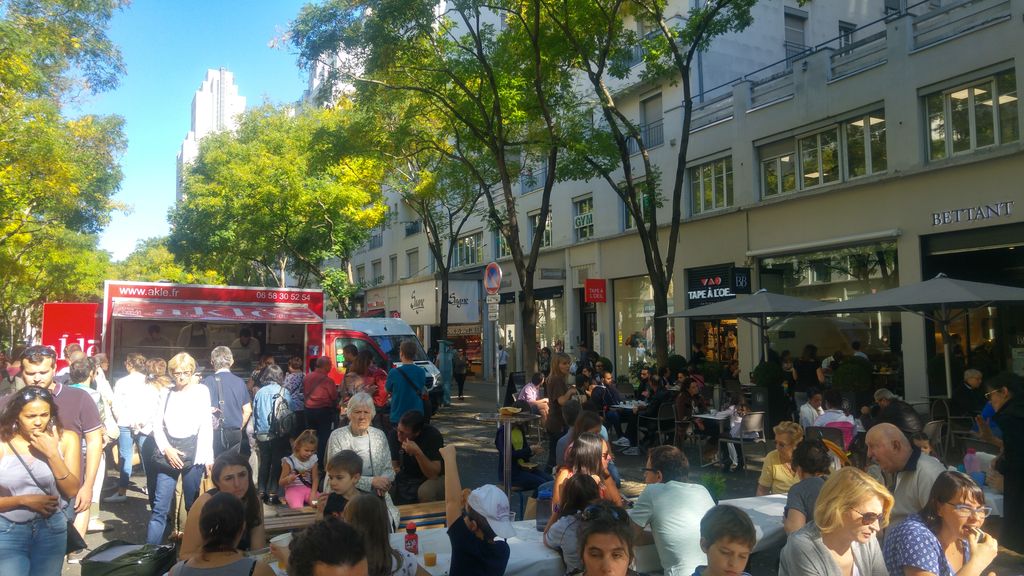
left=176, top=68, right=247, bottom=201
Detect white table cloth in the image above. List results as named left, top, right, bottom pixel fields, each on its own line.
left=718, top=494, right=787, bottom=553
left=388, top=519, right=565, bottom=576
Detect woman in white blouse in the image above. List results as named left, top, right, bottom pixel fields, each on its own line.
left=146, top=352, right=214, bottom=545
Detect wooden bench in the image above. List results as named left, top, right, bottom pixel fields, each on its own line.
left=263, top=506, right=316, bottom=535
left=397, top=500, right=447, bottom=530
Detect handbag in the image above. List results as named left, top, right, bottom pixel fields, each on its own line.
left=150, top=392, right=198, bottom=473
left=7, top=442, right=87, bottom=554
left=80, top=539, right=177, bottom=576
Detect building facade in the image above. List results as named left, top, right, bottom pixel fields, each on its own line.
left=348, top=0, right=1024, bottom=405
left=176, top=68, right=247, bottom=201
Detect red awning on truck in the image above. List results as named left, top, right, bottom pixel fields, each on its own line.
left=111, top=300, right=324, bottom=324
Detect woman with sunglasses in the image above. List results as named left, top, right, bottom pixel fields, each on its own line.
left=146, top=352, right=214, bottom=545
left=882, top=471, right=997, bottom=576
left=780, top=467, right=892, bottom=576
left=0, top=386, right=81, bottom=576
left=553, top=432, right=621, bottom=511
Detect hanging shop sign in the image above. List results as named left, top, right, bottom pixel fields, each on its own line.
left=686, top=266, right=752, bottom=308
left=584, top=279, right=607, bottom=303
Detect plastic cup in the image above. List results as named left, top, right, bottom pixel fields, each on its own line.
left=424, top=552, right=437, bottom=566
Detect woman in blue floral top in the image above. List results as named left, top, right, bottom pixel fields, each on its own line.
left=883, top=471, right=998, bottom=576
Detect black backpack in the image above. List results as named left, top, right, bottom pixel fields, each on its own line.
left=263, top=389, right=296, bottom=440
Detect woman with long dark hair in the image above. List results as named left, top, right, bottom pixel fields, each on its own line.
left=883, top=471, right=998, bottom=576
left=180, top=451, right=265, bottom=560
left=343, top=493, right=429, bottom=576
left=169, top=492, right=274, bottom=575
left=553, top=432, right=620, bottom=510
left=0, top=386, right=81, bottom=576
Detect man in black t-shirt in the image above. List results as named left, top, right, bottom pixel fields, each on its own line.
left=391, top=410, right=445, bottom=504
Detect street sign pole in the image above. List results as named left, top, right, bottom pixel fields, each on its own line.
left=483, top=262, right=503, bottom=409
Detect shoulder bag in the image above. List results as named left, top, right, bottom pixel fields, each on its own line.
left=396, top=366, right=431, bottom=415
left=7, top=442, right=87, bottom=554
left=151, top=392, right=198, bottom=474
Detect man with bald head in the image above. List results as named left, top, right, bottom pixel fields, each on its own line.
left=865, top=423, right=944, bottom=526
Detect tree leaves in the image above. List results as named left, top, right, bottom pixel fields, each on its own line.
left=169, top=103, right=386, bottom=314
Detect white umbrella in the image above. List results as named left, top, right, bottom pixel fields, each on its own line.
left=813, top=274, right=1024, bottom=397
left=665, top=289, right=821, bottom=361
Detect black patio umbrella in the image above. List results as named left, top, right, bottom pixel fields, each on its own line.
left=812, top=274, right=1024, bottom=398
left=665, top=289, right=821, bottom=361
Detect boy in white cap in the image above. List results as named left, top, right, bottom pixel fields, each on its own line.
left=439, top=444, right=513, bottom=576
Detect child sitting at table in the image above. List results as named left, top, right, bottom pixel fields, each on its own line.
left=317, top=450, right=362, bottom=520
left=692, top=505, right=757, bottom=576
left=439, top=444, right=515, bottom=576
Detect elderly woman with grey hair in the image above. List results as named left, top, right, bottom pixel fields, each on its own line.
left=325, top=392, right=399, bottom=527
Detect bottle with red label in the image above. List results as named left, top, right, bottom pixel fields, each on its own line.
left=404, top=522, right=418, bottom=555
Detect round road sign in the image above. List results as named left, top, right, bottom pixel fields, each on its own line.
left=484, top=262, right=502, bottom=295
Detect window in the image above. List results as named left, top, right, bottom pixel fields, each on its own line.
left=519, top=163, right=547, bottom=194
left=799, top=129, right=841, bottom=188
left=839, top=21, right=856, bottom=48
left=389, top=255, right=398, bottom=283
left=455, top=232, right=483, bottom=268
left=574, top=197, right=594, bottom=241
left=624, top=183, right=656, bottom=230
left=784, top=12, right=807, bottom=65
left=628, top=94, right=664, bottom=154
left=529, top=212, right=552, bottom=248
left=406, top=249, right=419, bottom=278
left=370, top=260, right=383, bottom=286
left=404, top=220, right=422, bottom=236
left=760, top=110, right=887, bottom=198
left=926, top=70, right=1018, bottom=161
left=845, top=113, right=887, bottom=178
left=356, top=265, right=366, bottom=286
left=689, top=156, right=733, bottom=215
left=495, top=231, right=511, bottom=258
left=368, top=230, right=383, bottom=250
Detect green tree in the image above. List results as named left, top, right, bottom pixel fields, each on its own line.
left=169, top=103, right=386, bottom=315
left=545, top=0, right=759, bottom=367
left=113, top=237, right=224, bottom=284
left=0, top=0, right=127, bottom=349
left=291, top=0, right=585, bottom=371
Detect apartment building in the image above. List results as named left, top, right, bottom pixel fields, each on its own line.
left=347, top=0, right=1024, bottom=404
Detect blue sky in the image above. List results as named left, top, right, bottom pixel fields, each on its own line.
left=77, top=1, right=309, bottom=260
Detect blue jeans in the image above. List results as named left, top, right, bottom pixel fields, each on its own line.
left=0, top=511, right=68, bottom=576
left=117, top=427, right=148, bottom=488
left=146, top=464, right=204, bottom=544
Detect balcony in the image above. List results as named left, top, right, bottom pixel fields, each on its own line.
left=368, top=233, right=383, bottom=250
left=626, top=119, right=664, bottom=155
left=404, top=221, right=422, bottom=236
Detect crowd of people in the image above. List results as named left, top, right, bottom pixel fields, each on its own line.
left=0, top=336, right=1021, bottom=576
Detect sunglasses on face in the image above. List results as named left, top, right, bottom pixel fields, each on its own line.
left=853, top=510, right=885, bottom=526
left=983, top=389, right=1002, bottom=399
left=21, top=345, right=57, bottom=359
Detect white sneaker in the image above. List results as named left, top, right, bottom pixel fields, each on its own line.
left=622, top=446, right=641, bottom=456
left=103, top=493, right=128, bottom=503
left=612, top=437, right=631, bottom=447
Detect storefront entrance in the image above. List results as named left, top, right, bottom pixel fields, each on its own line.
left=922, top=221, right=1024, bottom=380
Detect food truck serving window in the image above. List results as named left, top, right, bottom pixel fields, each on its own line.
left=111, top=300, right=323, bottom=324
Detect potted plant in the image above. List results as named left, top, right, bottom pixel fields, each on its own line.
left=833, top=356, right=875, bottom=409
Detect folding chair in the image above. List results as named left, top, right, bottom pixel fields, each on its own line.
left=718, top=411, right=767, bottom=469
left=639, top=403, right=676, bottom=447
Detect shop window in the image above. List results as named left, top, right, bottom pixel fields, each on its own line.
left=689, top=156, right=733, bottom=215
left=529, top=211, right=552, bottom=248
left=926, top=70, right=1018, bottom=161
left=455, top=231, right=484, bottom=268
left=759, top=242, right=901, bottom=376
left=613, top=276, right=674, bottom=375
left=759, top=110, right=886, bottom=199
left=574, top=197, right=594, bottom=241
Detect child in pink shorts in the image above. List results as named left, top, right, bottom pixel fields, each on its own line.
left=279, top=430, right=319, bottom=508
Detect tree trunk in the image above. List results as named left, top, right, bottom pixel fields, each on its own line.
left=438, top=268, right=450, bottom=341
left=519, top=284, right=538, bottom=375
left=651, top=274, right=670, bottom=369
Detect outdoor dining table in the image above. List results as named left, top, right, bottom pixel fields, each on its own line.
left=694, top=411, right=730, bottom=435
left=387, top=519, right=565, bottom=576
left=718, top=493, right=788, bottom=553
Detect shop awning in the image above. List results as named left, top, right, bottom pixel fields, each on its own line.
left=111, top=300, right=323, bottom=324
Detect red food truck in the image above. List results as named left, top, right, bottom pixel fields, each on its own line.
left=96, top=281, right=324, bottom=378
